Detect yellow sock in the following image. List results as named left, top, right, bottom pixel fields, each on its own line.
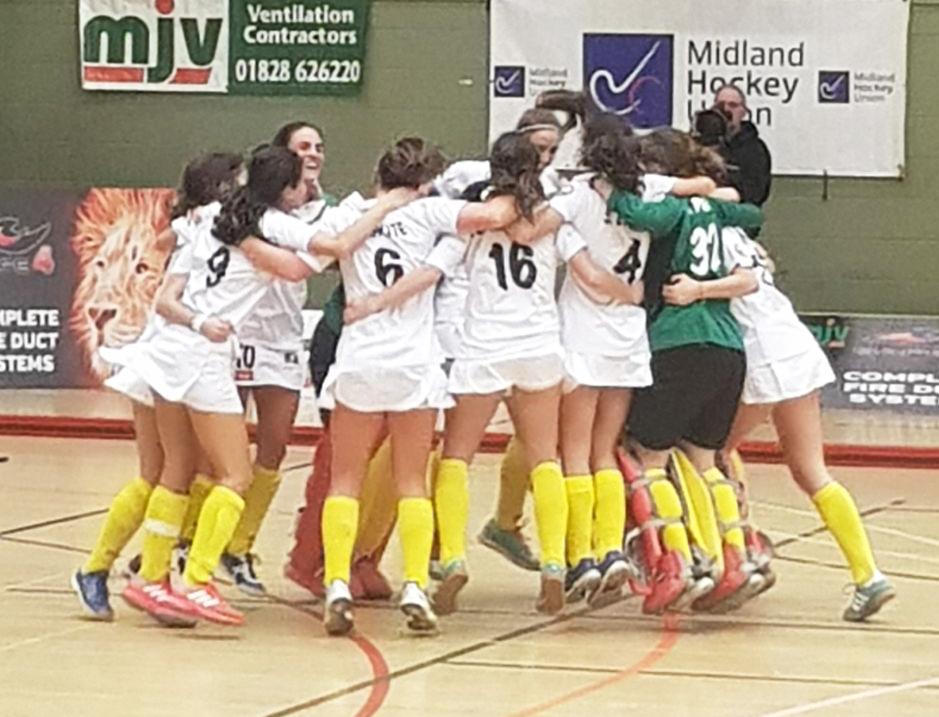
left=227, top=465, right=282, bottom=556
left=647, top=468, right=692, bottom=562
left=138, top=486, right=189, bottom=583
left=565, top=475, right=594, bottom=565
left=593, top=469, right=626, bottom=558
left=183, top=486, right=245, bottom=587
left=83, top=477, right=153, bottom=573
left=398, top=497, right=434, bottom=588
left=322, top=496, right=359, bottom=585
left=703, top=467, right=745, bottom=550
left=179, top=473, right=213, bottom=543
left=531, top=461, right=568, bottom=567
left=356, top=439, right=397, bottom=557
left=496, top=436, right=529, bottom=529
left=434, top=458, right=469, bottom=565
left=812, top=482, right=877, bottom=584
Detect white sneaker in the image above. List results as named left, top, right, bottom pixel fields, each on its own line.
left=400, top=582, right=438, bottom=635
left=324, top=579, right=354, bottom=636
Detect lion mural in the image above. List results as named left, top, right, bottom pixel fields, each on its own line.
left=69, top=188, right=175, bottom=381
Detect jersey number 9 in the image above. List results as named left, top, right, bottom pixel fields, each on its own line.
left=489, top=242, right=536, bottom=290
left=206, top=247, right=230, bottom=288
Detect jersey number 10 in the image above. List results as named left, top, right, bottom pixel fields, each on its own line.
left=489, top=242, right=536, bottom=290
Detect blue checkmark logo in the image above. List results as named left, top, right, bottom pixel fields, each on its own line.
left=493, top=66, right=525, bottom=98
left=818, top=71, right=850, bottom=103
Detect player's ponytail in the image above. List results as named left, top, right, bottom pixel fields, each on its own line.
left=375, top=137, right=447, bottom=190
left=172, top=152, right=244, bottom=219
left=213, top=146, right=302, bottom=246
left=488, top=131, right=544, bottom=220
left=579, top=114, right=640, bottom=193
left=532, top=89, right=588, bottom=134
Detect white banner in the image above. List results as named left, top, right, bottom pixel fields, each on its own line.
left=490, top=0, right=909, bottom=177
left=79, top=0, right=229, bottom=93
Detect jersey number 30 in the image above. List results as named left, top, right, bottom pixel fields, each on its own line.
left=689, top=224, right=723, bottom=278
left=206, top=247, right=230, bottom=288
left=489, top=242, right=536, bottom=290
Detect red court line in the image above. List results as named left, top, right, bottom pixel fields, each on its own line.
left=350, top=634, right=391, bottom=717
left=504, top=614, right=681, bottom=717
left=3, top=414, right=939, bottom=469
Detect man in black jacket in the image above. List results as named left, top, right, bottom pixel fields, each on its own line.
left=713, top=84, right=773, bottom=207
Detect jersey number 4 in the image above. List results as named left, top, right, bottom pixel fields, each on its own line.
left=489, top=242, right=536, bottom=290
left=613, top=238, right=643, bottom=283
left=206, top=247, right=230, bottom=288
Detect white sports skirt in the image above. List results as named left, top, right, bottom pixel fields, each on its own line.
left=562, top=350, right=653, bottom=393
left=318, top=363, right=453, bottom=413
left=100, top=330, right=243, bottom=414
left=233, top=341, right=305, bottom=392
left=742, top=344, right=836, bottom=405
left=103, top=365, right=154, bottom=408
left=449, top=352, right=564, bottom=395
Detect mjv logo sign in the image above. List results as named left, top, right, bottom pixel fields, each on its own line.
left=583, top=33, right=674, bottom=129
left=80, top=0, right=227, bottom=91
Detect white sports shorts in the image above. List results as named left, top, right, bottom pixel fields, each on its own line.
left=233, top=341, right=305, bottom=392
left=448, top=353, right=564, bottom=395
left=562, top=350, right=653, bottom=393
left=742, top=345, right=836, bottom=405
left=318, top=363, right=454, bottom=413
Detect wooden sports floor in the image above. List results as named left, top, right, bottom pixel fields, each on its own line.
left=1, top=394, right=937, bottom=716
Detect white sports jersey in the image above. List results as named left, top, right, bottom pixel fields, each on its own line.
left=180, top=205, right=322, bottom=333
left=239, top=197, right=331, bottom=351
left=459, top=219, right=585, bottom=362
left=640, top=173, right=679, bottom=203
left=329, top=193, right=467, bottom=369
left=550, top=174, right=649, bottom=357
left=430, top=235, right=469, bottom=359
left=723, top=227, right=819, bottom=367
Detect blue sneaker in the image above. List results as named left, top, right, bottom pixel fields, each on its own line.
left=565, top=559, right=601, bottom=603
left=588, top=551, right=630, bottom=608
left=71, top=569, right=114, bottom=621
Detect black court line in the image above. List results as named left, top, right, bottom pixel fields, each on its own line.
left=0, top=456, right=9, bottom=463
left=884, top=506, right=939, bottom=514
left=259, top=605, right=596, bottom=717
left=772, top=499, right=903, bottom=550
left=774, top=553, right=939, bottom=584
left=446, top=660, right=939, bottom=691
left=280, top=461, right=313, bottom=474
left=0, top=509, right=108, bottom=538
left=0, top=535, right=90, bottom=555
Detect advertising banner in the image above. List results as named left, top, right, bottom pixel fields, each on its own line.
left=490, top=0, right=909, bottom=177
left=79, top=0, right=370, bottom=95
left=802, top=314, right=939, bottom=414
left=0, top=188, right=175, bottom=389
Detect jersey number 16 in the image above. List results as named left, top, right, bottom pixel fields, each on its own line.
left=489, top=242, right=536, bottom=290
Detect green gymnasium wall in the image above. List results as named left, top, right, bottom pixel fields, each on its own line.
left=2, top=0, right=938, bottom=314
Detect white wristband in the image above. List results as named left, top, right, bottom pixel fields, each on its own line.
left=190, top=314, right=209, bottom=333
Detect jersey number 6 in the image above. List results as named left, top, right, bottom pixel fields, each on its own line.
left=374, top=248, right=404, bottom=287
left=489, top=242, right=536, bottom=290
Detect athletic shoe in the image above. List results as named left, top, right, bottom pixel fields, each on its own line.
left=642, top=551, right=693, bottom=615
left=352, top=556, right=393, bottom=601
left=400, top=582, right=439, bottom=635
left=172, top=543, right=189, bottom=578
left=692, top=544, right=763, bottom=613
left=432, top=559, right=469, bottom=616
left=588, top=551, right=631, bottom=608
left=478, top=518, right=540, bottom=571
left=324, top=579, right=354, bottom=636
left=220, top=553, right=265, bottom=597
left=179, top=582, right=244, bottom=626
left=843, top=577, right=896, bottom=622
left=123, top=554, right=141, bottom=579
left=564, top=558, right=601, bottom=604
left=536, top=563, right=565, bottom=615
left=122, top=580, right=198, bottom=628
left=428, top=559, right=444, bottom=582
left=71, top=569, right=114, bottom=621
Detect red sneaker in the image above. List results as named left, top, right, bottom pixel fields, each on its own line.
left=122, top=580, right=198, bottom=628
left=642, top=551, right=689, bottom=615
left=693, top=544, right=763, bottom=613
left=352, top=557, right=393, bottom=601
left=180, top=582, right=245, bottom=626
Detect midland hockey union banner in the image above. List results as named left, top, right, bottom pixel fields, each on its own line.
left=79, top=0, right=371, bottom=95
left=490, top=0, right=909, bottom=177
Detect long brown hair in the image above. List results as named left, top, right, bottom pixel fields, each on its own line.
left=488, top=131, right=543, bottom=219
left=579, top=114, right=641, bottom=193
left=640, top=128, right=727, bottom=182
left=375, top=137, right=446, bottom=189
